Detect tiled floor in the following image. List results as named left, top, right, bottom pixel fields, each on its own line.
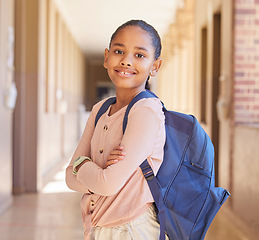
left=205, top=207, right=251, bottom=240
left=0, top=162, right=252, bottom=240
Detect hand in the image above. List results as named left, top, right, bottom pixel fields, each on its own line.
left=106, top=145, right=126, bottom=167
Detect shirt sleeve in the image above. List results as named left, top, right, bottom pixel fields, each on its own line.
left=65, top=105, right=96, bottom=193
left=76, top=99, right=164, bottom=196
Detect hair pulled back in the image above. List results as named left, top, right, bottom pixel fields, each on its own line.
left=109, top=19, right=161, bottom=60
left=109, top=20, right=162, bottom=90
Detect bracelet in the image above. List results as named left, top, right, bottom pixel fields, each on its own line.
left=72, top=156, right=92, bottom=175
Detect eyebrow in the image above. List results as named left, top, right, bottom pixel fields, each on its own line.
left=112, top=43, right=149, bottom=52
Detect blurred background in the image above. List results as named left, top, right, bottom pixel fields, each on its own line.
left=0, top=0, right=258, bottom=239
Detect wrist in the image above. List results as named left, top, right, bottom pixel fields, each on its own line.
left=72, top=156, right=92, bottom=175
left=75, top=160, right=87, bottom=172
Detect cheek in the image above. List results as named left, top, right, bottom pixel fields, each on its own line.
left=142, top=63, right=154, bottom=74
left=106, top=56, right=117, bottom=68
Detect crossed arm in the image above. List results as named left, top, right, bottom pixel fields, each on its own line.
left=65, top=102, right=162, bottom=196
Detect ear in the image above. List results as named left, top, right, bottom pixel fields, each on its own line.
left=150, top=58, right=162, bottom=77
left=103, top=48, right=109, bottom=69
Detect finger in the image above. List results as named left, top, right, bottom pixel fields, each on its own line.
left=107, top=154, right=125, bottom=161
left=109, top=149, right=126, bottom=156
left=106, top=159, right=119, bottom=167
left=113, top=145, right=124, bottom=151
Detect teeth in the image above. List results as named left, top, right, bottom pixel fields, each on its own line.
left=121, top=71, right=130, bottom=75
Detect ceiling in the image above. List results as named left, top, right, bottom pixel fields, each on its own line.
left=53, top=0, right=184, bottom=57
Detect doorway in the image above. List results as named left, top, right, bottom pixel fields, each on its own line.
left=212, top=13, right=221, bottom=186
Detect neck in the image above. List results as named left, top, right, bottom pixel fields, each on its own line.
left=109, top=87, right=145, bottom=115
left=116, top=87, right=144, bottom=106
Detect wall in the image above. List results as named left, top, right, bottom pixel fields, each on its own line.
left=85, top=59, right=112, bottom=110
left=38, top=0, right=86, bottom=187
left=157, top=0, right=195, bottom=115
left=233, top=126, right=259, bottom=235
left=0, top=0, right=14, bottom=212
left=232, top=0, right=259, bottom=235
left=194, top=0, right=233, bottom=189
left=193, top=0, right=259, bottom=237
left=13, top=0, right=39, bottom=193
left=12, top=0, right=86, bottom=193
left=234, top=0, right=259, bottom=125
left=158, top=0, right=259, bottom=235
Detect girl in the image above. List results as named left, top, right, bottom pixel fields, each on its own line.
left=66, top=20, right=168, bottom=240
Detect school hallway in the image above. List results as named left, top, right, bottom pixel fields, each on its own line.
left=1, top=0, right=259, bottom=240
left=0, top=161, right=251, bottom=240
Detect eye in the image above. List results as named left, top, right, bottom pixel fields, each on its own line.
left=136, top=53, right=145, bottom=58
left=115, top=50, right=123, bottom=55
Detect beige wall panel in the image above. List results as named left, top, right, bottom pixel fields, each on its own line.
left=86, top=60, right=110, bottom=110
left=48, top=0, right=57, bottom=113
left=165, top=57, right=175, bottom=109
left=13, top=0, right=39, bottom=192
left=38, top=0, right=86, bottom=186
left=63, top=25, right=69, bottom=107
left=158, top=51, right=180, bottom=112
left=187, top=40, right=195, bottom=114
left=233, top=126, right=259, bottom=234
left=194, top=0, right=208, bottom=121
left=38, top=0, right=47, bottom=187
left=0, top=0, right=14, bottom=212
left=157, top=1, right=195, bottom=116
left=180, top=42, right=188, bottom=113
left=217, top=0, right=233, bottom=192
left=175, top=54, right=180, bottom=111
left=195, top=0, right=221, bottom=134
left=38, top=0, right=61, bottom=186
left=160, top=0, right=232, bottom=191
left=195, top=0, right=233, bottom=191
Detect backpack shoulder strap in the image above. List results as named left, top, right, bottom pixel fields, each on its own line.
left=95, top=97, right=116, bottom=126
left=95, top=90, right=159, bottom=133
left=122, top=90, right=157, bottom=133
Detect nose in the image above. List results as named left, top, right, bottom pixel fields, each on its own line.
left=120, top=61, right=132, bottom=67
left=120, top=55, right=132, bottom=67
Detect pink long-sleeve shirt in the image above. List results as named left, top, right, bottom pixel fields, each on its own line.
left=66, top=96, right=165, bottom=238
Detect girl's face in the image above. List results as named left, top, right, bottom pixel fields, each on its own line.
left=104, top=26, right=161, bottom=93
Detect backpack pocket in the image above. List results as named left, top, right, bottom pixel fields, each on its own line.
left=164, top=161, right=211, bottom=223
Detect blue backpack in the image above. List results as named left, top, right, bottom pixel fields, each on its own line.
left=95, top=90, right=230, bottom=240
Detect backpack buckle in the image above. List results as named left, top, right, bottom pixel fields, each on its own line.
left=144, top=170, right=154, bottom=181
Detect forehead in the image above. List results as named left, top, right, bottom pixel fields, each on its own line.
left=111, top=26, right=154, bottom=50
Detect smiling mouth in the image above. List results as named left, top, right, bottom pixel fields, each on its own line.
left=115, top=68, right=136, bottom=76
left=116, top=71, right=133, bottom=75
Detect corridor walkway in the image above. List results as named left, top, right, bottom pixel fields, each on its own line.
left=0, top=161, right=252, bottom=240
